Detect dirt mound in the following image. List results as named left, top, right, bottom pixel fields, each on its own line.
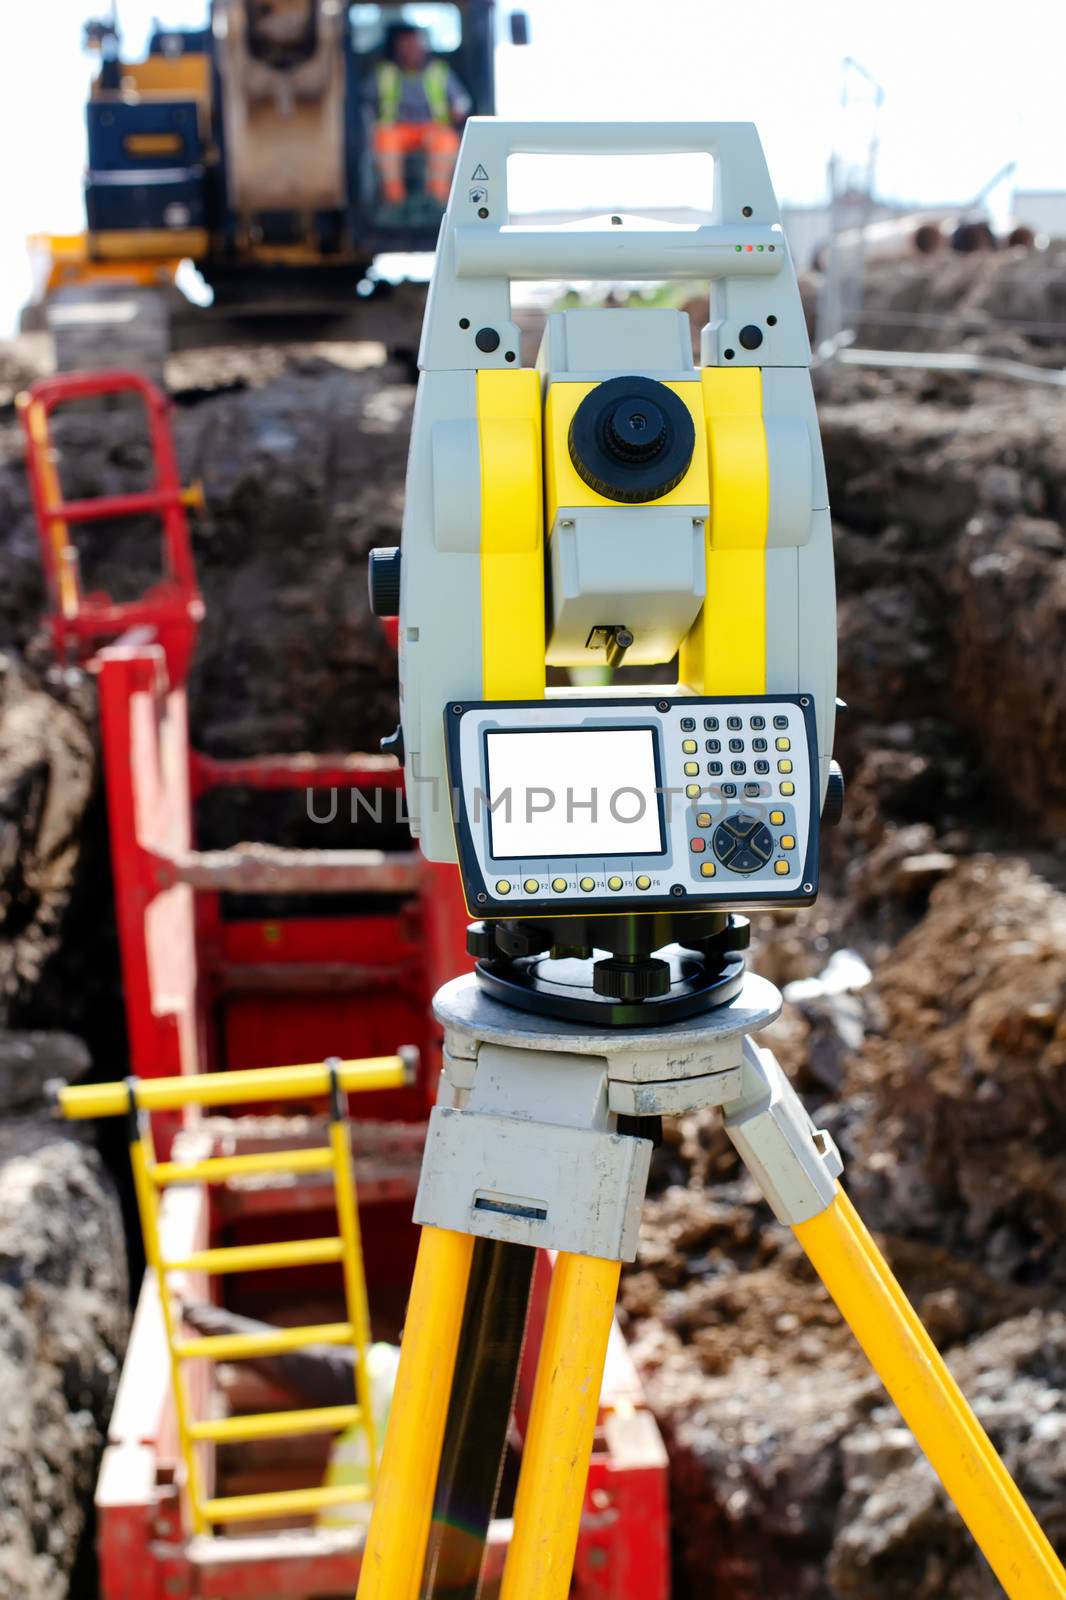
left=0, top=662, right=95, bottom=1028
left=624, top=857, right=1066, bottom=1598
left=619, top=355, right=1066, bottom=1594
left=0, top=344, right=408, bottom=759
left=818, top=375, right=1066, bottom=862
left=827, top=243, right=1066, bottom=360
left=843, top=859, right=1066, bottom=1303
left=830, top=1309, right=1066, bottom=1599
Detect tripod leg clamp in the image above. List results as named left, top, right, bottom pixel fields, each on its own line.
left=415, top=1044, right=652, bottom=1261
left=723, top=1038, right=843, bottom=1225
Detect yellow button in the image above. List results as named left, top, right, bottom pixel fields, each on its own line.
left=495, top=880, right=511, bottom=895
left=686, top=784, right=700, bottom=798
left=775, top=736, right=791, bottom=751
left=770, top=810, right=785, bottom=825
left=636, top=874, right=651, bottom=890
left=774, top=860, right=790, bottom=876
left=682, top=739, right=697, bottom=754
left=778, top=759, right=793, bottom=774
left=781, top=834, right=795, bottom=850
left=524, top=879, right=540, bottom=894
left=552, top=877, right=568, bottom=893
left=608, top=875, right=624, bottom=891
left=696, top=811, right=711, bottom=828
left=781, top=781, right=795, bottom=796
left=684, top=761, right=699, bottom=776
left=579, top=876, right=596, bottom=891
left=700, top=861, right=716, bottom=878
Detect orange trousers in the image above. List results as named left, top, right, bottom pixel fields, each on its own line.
left=373, top=122, right=460, bottom=204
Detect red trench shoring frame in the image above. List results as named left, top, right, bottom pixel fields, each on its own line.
left=19, top=369, right=671, bottom=1600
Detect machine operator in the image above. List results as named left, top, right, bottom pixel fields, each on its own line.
left=370, top=22, right=471, bottom=210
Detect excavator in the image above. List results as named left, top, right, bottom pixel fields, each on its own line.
left=33, top=1, right=528, bottom=364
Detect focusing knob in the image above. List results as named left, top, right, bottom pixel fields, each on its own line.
left=368, top=546, right=401, bottom=617
left=604, top=397, right=667, bottom=463
left=568, top=376, right=696, bottom=504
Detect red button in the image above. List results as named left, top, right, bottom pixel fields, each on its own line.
left=690, top=837, right=706, bottom=853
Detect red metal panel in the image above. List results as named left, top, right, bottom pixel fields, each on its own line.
left=97, top=642, right=200, bottom=1154
left=95, top=1456, right=161, bottom=1600
left=190, top=752, right=405, bottom=797
left=18, top=370, right=203, bottom=682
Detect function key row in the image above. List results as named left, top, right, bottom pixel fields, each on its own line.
left=680, top=713, right=792, bottom=734
left=494, top=875, right=655, bottom=896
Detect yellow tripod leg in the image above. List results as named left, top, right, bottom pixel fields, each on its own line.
left=357, top=1225, right=475, bottom=1600
left=795, top=1189, right=1066, bottom=1600
left=500, top=1253, right=622, bottom=1600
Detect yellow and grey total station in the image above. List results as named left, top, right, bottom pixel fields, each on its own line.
left=363, top=122, right=1066, bottom=1600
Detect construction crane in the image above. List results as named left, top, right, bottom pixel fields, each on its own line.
left=32, top=1, right=529, bottom=364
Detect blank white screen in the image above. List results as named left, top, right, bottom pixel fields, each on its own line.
left=483, top=728, right=663, bottom=859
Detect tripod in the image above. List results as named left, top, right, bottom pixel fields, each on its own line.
left=357, top=965, right=1066, bottom=1600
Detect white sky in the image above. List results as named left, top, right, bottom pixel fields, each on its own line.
left=3, top=0, right=1065, bottom=333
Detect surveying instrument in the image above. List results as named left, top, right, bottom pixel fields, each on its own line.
left=361, top=122, right=1064, bottom=1600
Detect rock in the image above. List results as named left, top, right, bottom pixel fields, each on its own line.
left=891, top=851, right=957, bottom=894
left=829, top=1312, right=1066, bottom=1599
left=0, top=1031, right=90, bottom=1112
left=978, top=464, right=1025, bottom=514
left=0, top=1116, right=128, bottom=1600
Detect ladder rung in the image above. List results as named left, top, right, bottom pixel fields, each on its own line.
left=152, top=1147, right=336, bottom=1186
left=164, top=1237, right=344, bottom=1275
left=189, top=1403, right=361, bottom=1444
left=201, top=1483, right=372, bottom=1524
left=175, top=1320, right=354, bottom=1361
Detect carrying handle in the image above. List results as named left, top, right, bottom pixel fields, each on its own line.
left=454, top=118, right=779, bottom=224
left=420, top=120, right=808, bottom=373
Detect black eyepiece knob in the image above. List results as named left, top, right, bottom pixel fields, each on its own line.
left=567, top=376, right=695, bottom=505
left=604, top=397, right=668, bottom=463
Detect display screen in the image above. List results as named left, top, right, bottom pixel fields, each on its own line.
left=482, top=727, right=665, bottom=860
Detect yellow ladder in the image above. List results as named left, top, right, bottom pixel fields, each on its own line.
left=59, top=1052, right=410, bottom=1533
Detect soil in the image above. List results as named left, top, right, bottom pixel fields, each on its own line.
left=0, top=247, right=1064, bottom=1595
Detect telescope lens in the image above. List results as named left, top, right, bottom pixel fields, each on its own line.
left=568, top=375, right=695, bottom=504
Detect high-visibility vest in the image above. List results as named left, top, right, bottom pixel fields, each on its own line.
left=376, top=58, right=451, bottom=125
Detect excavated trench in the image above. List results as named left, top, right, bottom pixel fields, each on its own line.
left=0, top=248, right=1064, bottom=1597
